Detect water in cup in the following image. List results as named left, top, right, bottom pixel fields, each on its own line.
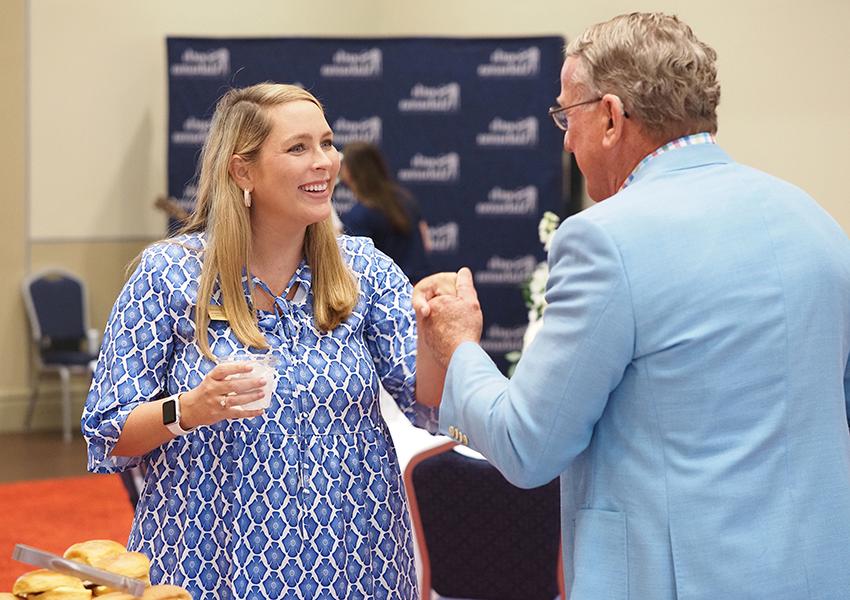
left=220, top=352, right=280, bottom=410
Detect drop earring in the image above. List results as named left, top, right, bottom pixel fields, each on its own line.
left=243, top=188, right=252, bottom=208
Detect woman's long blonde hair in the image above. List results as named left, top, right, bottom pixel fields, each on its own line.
left=180, top=83, right=358, bottom=359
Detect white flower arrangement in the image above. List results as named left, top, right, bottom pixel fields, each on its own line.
left=506, top=211, right=561, bottom=374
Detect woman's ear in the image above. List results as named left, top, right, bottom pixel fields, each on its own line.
left=229, top=155, right=252, bottom=189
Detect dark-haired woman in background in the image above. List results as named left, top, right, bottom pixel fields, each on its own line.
left=339, top=142, right=432, bottom=284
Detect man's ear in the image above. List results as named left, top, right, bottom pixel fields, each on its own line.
left=601, top=93, right=627, bottom=149
left=229, top=155, right=252, bottom=190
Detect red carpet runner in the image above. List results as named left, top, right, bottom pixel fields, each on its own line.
left=0, top=474, right=134, bottom=591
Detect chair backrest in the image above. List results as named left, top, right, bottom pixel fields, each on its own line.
left=405, top=442, right=564, bottom=600
left=22, top=269, right=88, bottom=350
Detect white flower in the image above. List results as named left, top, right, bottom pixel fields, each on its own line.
left=524, top=212, right=561, bottom=350
left=522, top=318, right=545, bottom=351
left=527, top=262, right=549, bottom=320
left=538, top=210, right=561, bottom=252
left=507, top=211, right=562, bottom=369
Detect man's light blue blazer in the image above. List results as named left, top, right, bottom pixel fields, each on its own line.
left=439, top=143, right=850, bottom=599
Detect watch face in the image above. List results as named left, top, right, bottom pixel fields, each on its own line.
left=162, top=399, right=178, bottom=425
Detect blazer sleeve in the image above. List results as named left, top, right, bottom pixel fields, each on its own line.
left=438, top=214, right=635, bottom=488
left=845, top=354, right=850, bottom=428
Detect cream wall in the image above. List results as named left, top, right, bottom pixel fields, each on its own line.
left=4, top=0, right=850, bottom=432
left=1, top=0, right=30, bottom=426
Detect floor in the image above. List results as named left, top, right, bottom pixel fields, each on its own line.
left=0, top=432, right=90, bottom=483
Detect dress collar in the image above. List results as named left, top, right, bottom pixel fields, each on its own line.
left=248, top=260, right=311, bottom=309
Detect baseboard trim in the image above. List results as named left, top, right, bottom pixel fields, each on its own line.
left=0, top=381, right=91, bottom=434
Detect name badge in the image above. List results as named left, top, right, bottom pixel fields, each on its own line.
left=208, top=305, right=228, bottom=321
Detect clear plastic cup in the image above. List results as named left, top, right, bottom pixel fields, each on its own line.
left=220, top=352, right=280, bottom=410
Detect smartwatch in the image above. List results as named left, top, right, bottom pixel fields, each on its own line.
left=162, top=394, right=194, bottom=436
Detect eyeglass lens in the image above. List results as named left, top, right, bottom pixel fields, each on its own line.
left=550, top=107, right=568, bottom=131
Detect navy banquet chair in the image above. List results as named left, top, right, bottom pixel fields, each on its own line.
left=22, top=269, right=99, bottom=442
left=404, top=441, right=564, bottom=600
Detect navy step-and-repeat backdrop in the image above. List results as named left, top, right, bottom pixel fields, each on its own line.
left=167, top=36, right=567, bottom=373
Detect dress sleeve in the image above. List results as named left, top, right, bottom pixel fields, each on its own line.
left=363, top=244, right=439, bottom=433
left=82, top=245, right=176, bottom=473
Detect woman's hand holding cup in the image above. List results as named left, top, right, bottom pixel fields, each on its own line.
left=179, top=362, right=268, bottom=428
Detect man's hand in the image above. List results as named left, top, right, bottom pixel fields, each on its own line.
left=413, top=271, right=458, bottom=317
left=417, top=267, right=484, bottom=367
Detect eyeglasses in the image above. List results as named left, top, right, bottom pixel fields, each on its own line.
left=548, top=97, right=603, bottom=131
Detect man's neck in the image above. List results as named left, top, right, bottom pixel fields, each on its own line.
left=608, top=133, right=665, bottom=196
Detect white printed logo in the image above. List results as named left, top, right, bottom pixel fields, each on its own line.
left=332, top=117, right=382, bottom=145
left=476, top=117, right=538, bottom=147
left=476, top=255, right=538, bottom=284
left=398, top=83, right=461, bottom=113
left=480, top=324, right=528, bottom=353
left=477, top=47, right=540, bottom=78
left=320, top=48, right=382, bottom=78
left=170, top=48, right=230, bottom=77
left=333, top=185, right=356, bottom=216
left=427, top=222, right=460, bottom=253
left=171, top=117, right=211, bottom=145
left=177, top=183, right=197, bottom=211
left=397, top=153, right=460, bottom=183
left=475, top=186, right=538, bottom=216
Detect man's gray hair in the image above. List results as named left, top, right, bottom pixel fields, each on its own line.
left=566, top=12, right=721, bottom=138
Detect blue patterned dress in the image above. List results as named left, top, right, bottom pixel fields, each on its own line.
left=82, top=233, right=437, bottom=599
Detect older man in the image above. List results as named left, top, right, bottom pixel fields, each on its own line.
left=414, top=12, right=850, bottom=600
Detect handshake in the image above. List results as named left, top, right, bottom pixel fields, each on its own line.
left=412, top=267, right=484, bottom=368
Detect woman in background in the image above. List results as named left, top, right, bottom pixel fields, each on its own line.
left=83, top=83, right=442, bottom=599
left=340, top=142, right=432, bottom=284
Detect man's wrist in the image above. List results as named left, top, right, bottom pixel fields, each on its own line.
left=442, top=339, right=476, bottom=368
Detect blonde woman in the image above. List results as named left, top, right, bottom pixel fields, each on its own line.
left=83, top=83, right=442, bottom=599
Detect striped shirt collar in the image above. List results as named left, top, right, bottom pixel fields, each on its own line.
left=619, top=132, right=716, bottom=191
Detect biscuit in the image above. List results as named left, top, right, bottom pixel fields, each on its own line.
left=90, top=577, right=150, bottom=597
left=26, top=586, right=93, bottom=599
left=100, top=553, right=150, bottom=580
left=141, top=585, right=192, bottom=600
left=63, top=541, right=127, bottom=569
left=12, top=569, right=87, bottom=595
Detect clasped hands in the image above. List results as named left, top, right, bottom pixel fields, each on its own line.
left=413, top=267, right=484, bottom=368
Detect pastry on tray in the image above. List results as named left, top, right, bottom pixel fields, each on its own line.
left=12, top=569, right=88, bottom=595
left=8, top=541, right=191, bottom=599
left=63, top=541, right=127, bottom=569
